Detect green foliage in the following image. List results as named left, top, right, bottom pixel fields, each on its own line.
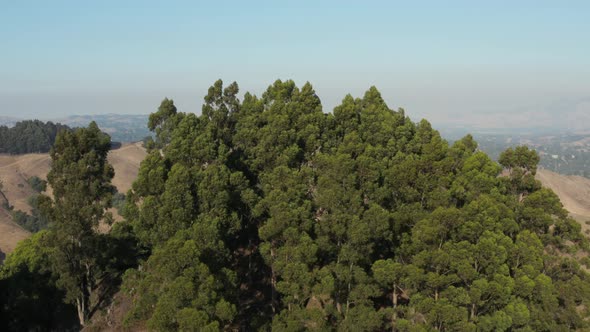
left=120, top=81, right=590, bottom=330
left=112, top=191, right=126, bottom=215
left=38, top=121, right=115, bottom=326
left=12, top=209, right=47, bottom=233
left=27, top=176, right=47, bottom=192
left=147, top=98, right=183, bottom=150
left=499, top=146, right=542, bottom=197
left=0, top=231, right=79, bottom=331
left=11, top=194, right=50, bottom=233
left=0, top=120, right=70, bottom=154
left=26, top=80, right=586, bottom=331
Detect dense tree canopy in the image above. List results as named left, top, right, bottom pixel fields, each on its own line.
left=119, top=80, right=590, bottom=331
left=1, top=80, right=590, bottom=331
left=0, top=120, right=70, bottom=154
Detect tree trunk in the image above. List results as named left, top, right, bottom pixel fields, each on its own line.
left=270, top=246, right=277, bottom=314
left=345, top=263, right=353, bottom=317
left=85, top=262, right=93, bottom=303
left=392, top=283, right=398, bottom=331
left=77, top=264, right=92, bottom=327
left=248, top=239, right=253, bottom=285
left=76, top=297, right=86, bottom=326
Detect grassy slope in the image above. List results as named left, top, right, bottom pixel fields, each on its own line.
left=0, top=142, right=147, bottom=254
left=536, top=168, right=590, bottom=233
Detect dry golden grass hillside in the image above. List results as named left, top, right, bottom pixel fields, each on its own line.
left=107, top=142, right=147, bottom=194
left=536, top=168, right=590, bottom=232
left=0, top=142, right=147, bottom=254
left=0, top=153, right=52, bottom=214
left=0, top=206, right=30, bottom=256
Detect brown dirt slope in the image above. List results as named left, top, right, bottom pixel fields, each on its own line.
left=536, top=168, right=590, bottom=229
left=0, top=207, right=30, bottom=257
left=0, top=142, right=147, bottom=254
left=0, top=153, right=52, bottom=214
left=108, top=142, right=146, bottom=194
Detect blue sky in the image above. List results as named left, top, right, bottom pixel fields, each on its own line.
left=1, top=1, right=589, bottom=128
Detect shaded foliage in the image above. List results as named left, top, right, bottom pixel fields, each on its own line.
left=0, top=232, right=79, bottom=331
left=12, top=194, right=50, bottom=233
left=27, top=176, right=47, bottom=193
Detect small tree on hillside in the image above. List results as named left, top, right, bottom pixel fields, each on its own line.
left=39, top=121, right=114, bottom=326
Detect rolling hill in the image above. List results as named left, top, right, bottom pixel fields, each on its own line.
left=536, top=168, right=590, bottom=226
left=0, top=142, right=147, bottom=255
left=0, top=206, right=30, bottom=256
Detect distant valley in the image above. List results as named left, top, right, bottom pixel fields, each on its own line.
left=475, top=132, right=590, bottom=178
left=55, top=114, right=151, bottom=143
left=441, top=127, right=590, bottom=179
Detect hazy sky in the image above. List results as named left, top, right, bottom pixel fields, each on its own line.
left=1, top=1, right=589, bottom=128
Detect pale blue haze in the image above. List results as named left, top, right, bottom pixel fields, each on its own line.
left=1, top=1, right=589, bottom=128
